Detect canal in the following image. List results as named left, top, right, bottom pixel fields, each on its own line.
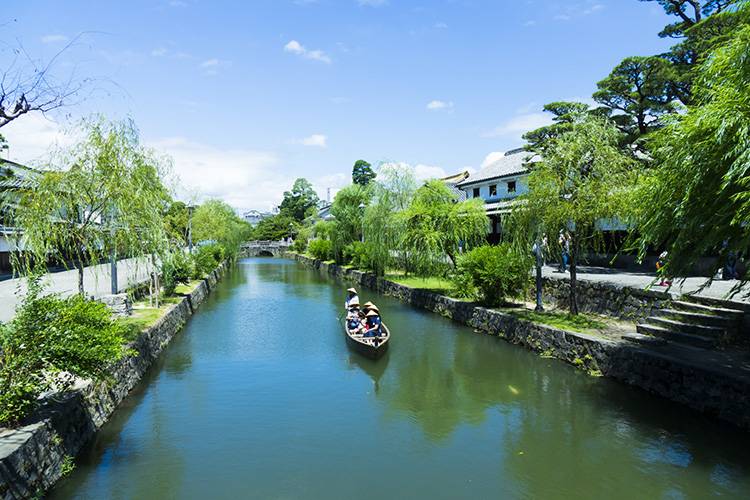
left=50, top=258, right=750, bottom=499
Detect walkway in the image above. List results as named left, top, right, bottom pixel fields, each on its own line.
left=543, top=264, right=750, bottom=303
left=0, top=258, right=151, bottom=323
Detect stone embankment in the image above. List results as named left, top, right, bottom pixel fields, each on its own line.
left=292, top=254, right=750, bottom=432
left=0, top=264, right=228, bottom=500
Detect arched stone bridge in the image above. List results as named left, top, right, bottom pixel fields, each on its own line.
left=240, top=240, right=291, bottom=257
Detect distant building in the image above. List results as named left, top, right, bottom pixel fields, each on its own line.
left=0, top=159, right=40, bottom=273
left=455, top=148, right=536, bottom=244
left=243, top=209, right=274, bottom=226
left=440, top=170, right=469, bottom=202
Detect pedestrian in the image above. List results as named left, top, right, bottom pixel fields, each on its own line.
left=558, top=230, right=570, bottom=273
left=541, top=233, right=549, bottom=266
left=656, top=251, right=672, bottom=286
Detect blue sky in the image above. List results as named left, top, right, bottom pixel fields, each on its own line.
left=2, top=0, right=674, bottom=211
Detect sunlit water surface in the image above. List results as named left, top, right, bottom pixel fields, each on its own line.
left=49, top=258, right=750, bottom=499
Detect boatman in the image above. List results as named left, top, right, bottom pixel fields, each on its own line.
left=345, top=287, right=359, bottom=310
left=363, top=309, right=382, bottom=338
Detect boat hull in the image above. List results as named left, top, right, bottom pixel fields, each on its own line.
left=343, top=320, right=390, bottom=360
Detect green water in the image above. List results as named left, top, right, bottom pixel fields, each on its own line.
left=49, top=258, right=750, bottom=499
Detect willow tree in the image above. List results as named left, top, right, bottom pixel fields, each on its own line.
left=363, top=162, right=417, bottom=275
left=634, top=13, right=750, bottom=286
left=400, top=180, right=487, bottom=277
left=513, top=115, right=638, bottom=314
left=191, top=199, right=251, bottom=259
left=14, top=117, right=171, bottom=295
left=330, top=183, right=371, bottom=263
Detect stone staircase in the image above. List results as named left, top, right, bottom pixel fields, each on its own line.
left=627, top=295, right=746, bottom=349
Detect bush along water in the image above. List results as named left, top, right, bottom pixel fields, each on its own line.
left=452, top=244, right=531, bottom=307
left=0, top=278, right=132, bottom=426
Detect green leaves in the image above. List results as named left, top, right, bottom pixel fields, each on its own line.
left=278, top=178, right=320, bottom=221
left=452, top=244, right=531, bottom=307
left=352, top=159, right=376, bottom=186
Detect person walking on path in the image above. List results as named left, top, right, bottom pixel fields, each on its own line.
left=656, top=251, right=673, bottom=286
left=558, top=230, right=570, bottom=273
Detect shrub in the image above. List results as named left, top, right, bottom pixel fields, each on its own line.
left=291, top=226, right=312, bottom=253
left=343, top=241, right=369, bottom=268
left=308, top=238, right=332, bottom=261
left=452, top=244, right=531, bottom=307
left=191, top=243, right=224, bottom=278
left=0, top=280, right=130, bottom=426
left=162, top=251, right=195, bottom=296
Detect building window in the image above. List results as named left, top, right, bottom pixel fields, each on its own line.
left=489, top=184, right=497, bottom=197
left=507, top=180, right=516, bottom=193
left=472, top=187, right=480, bottom=198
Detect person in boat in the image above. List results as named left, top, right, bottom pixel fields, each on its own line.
left=346, top=299, right=364, bottom=332
left=345, top=288, right=360, bottom=310
left=363, top=309, right=382, bottom=338
left=362, top=301, right=374, bottom=314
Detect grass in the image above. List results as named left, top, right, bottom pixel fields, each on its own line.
left=118, top=295, right=182, bottom=340
left=499, top=307, right=609, bottom=334
left=175, top=280, right=202, bottom=295
left=384, top=271, right=455, bottom=295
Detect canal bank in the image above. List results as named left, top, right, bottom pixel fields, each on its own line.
left=0, top=263, right=227, bottom=499
left=291, top=253, right=750, bottom=432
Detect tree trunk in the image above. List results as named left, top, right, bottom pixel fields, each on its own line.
left=77, top=262, right=85, bottom=295
left=535, top=254, right=544, bottom=312
left=569, top=235, right=579, bottom=315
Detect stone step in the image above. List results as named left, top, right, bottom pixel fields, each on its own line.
left=621, top=332, right=668, bottom=347
left=655, top=308, right=740, bottom=329
left=670, top=300, right=744, bottom=320
left=681, top=294, right=749, bottom=315
left=647, top=316, right=726, bottom=337
left=636, top=323, right=718, bottom=349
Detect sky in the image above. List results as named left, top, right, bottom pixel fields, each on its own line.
left=1, top=0, right=675, bottom=212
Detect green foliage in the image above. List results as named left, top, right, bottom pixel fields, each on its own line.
left=343, top=241, right=369, bottom=268
left=192, top=243, right=224, bottom=278
left=330, top=184, right=371, bottom=263
left=452, top=244, right=531, bottom=307
left=513, top=115, right=639, bottom=313
left=400, top=180, right=488, bottom=277
left=191, top=199, right=250, bottom=259
left=13, top=117, right=172, bottom=295
left=523, top=101, right=601, bottom=152
left=308, top=238, right=333, bottom=261
left=0, top=279, right=130, bottom=426
left=162, top=251, right=194, bottom=296
left=640, top=0, right=739, bottom=39
left=278, top=178, right=320, bottom=221
left=634, top=17, right=750, bottom=281
left=291, top=225, right=312, bottom=253
left=252, top=214, right=298, bottom=241
left=164, top=201, right=190, bottom=246
left=352, top=159, right=376, bottom=186
left=594, top=56, right=678, bottom=139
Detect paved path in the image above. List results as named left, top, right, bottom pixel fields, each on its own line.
left=0, top=258, right=151, bottom=323
left=542, top=264, right=750, bottom=303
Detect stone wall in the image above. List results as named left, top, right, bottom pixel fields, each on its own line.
left=541, top=276, right=671, bottom=321
left=0, top=263, right=227, bottom=500
left=291, top=253, right=750, bottom=431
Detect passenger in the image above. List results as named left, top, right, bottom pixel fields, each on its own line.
left=345, top=288, right=360, bottom=310
left=362, top=301, right=374, bottom=314
left=346, top=300, right=364, bottom=332
left=363, top=310, right=382, bottom=338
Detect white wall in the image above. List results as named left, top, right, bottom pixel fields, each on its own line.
left=462, top=174, right=529, bottom=202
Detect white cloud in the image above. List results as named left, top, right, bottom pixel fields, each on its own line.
left=151, top=47, right=168, bottom=57
left=299, top=134, right=328, bottom=148
left=434, top=22, right=448, bottom=29
left=168, top=0, right=187, bottom=7
left=413, top=164, right=446, bottom=180
left=0, top=113, right=77, bottom=165
left=480, top=152, right=506, bottom=169
left=284, top=40, right=331, bottom=64
left=198, top=58, right=231, bottom=75
left=482, top=112, right=553, bottom=138
left=147, top=137, right=286, bottom=211
left=357, top=0, right=388, bottom=6
left=523, top=20, right=537, bottom=27
left=426, top=100, right=453, bottom=111
left=41, top=34, right=68, bottom=44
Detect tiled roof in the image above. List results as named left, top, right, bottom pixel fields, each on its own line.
left=457, top=150, right=537, bottom=187
left=0, top=159, right=40, bottom=190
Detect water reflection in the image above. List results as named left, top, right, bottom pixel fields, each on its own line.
left=49, top=259, right=750, bottom=499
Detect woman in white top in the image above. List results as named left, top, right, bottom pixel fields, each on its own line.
left=345, top=287, right=360, bottom=309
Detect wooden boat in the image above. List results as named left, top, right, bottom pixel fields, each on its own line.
left=343, top=318, right=390, bottom=360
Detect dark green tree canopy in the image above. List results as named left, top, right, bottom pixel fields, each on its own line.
left=594, top=56, right=677, bottom=139
left=640, top=0, right=738, bottom=38
left=352, top=159, right=376, bottom=186
left=278, top=178, right=320, bottom=221
left=523, top=101, right=607, bottom=152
